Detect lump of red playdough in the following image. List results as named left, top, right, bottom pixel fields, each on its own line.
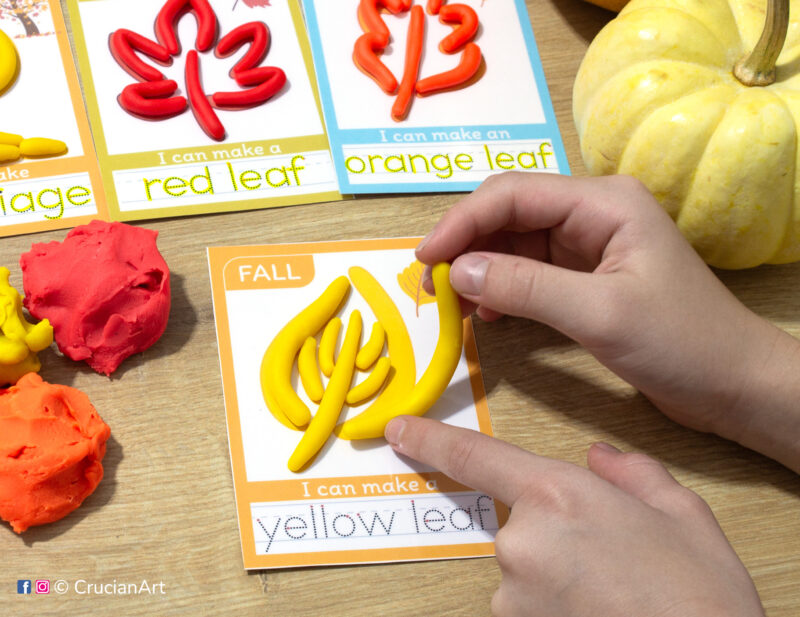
left=0, top=373, right=111, bottom=533
left=20, top=220, right=171, bottom=375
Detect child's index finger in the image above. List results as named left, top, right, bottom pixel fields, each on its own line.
left=385, top=415, right=542, bottom=508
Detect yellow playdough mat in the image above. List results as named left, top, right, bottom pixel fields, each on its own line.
left=208, top=237, right=505, bottom=569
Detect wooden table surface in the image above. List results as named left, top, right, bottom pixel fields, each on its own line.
left=3, top=0, right=800, bottom=615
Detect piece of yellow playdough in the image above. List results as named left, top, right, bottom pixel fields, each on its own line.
left=0, top=267, right=53, bottom=386
left=19, top=137, right=67, bottom=158
left=0, top=29, right=17, bottom=93
left=0, top=132, right=22, bottom=146
left=0, top=144, right=19, bottom=163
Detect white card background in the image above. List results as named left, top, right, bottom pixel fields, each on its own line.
left=223, top=247, right=482, bottom=482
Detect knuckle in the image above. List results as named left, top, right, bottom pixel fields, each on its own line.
left=493, top=527, right=520, bottom=569
left=608, top=174, right=648, bottom=197
left=671, top=486, right=714, bottom=519
left=619, top=451, right=660, bottom=468
left=477, top=171, right=504, bottom=195
left=528, top=470, right=584, bottom=518
left=444, top=432, right=480, bottom=480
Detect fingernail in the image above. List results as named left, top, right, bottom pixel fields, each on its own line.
left=593, top=442, right=621, bottom=453
left=451, top=254, right=489, bottom=296
left=385, top=417, right=407, bottom=448
left=416, top=229, right=436, bottom=254
left=421, top=265, right=433, bottom=291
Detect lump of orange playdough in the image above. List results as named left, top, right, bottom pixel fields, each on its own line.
left=20, top=220, right=171, bottom=375
left=0, top=373, right=111, bottom=533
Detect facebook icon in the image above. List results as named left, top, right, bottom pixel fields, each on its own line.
left=17, top=580, right=31, bottom=594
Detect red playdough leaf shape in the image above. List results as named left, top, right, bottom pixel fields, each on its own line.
left=109, top=2, right=285, bottom=140
left=212, top=20, right=287, bottom=108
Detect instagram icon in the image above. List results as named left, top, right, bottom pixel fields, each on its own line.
left=35, top=580, right=50, bottom=595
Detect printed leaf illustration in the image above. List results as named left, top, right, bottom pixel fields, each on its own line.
left=232, top=0, right=271, bottom=9
left=353, top=0, right=483, bottom=121
left=0, top=0, right=50, bottom=37
left=397, top=260, right=435, bottom=316
left=110, top=0, right=286, bottom=141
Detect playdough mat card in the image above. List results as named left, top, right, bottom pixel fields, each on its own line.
left=0, top=0, right=108, bottom=236
left=302, top=0, right=569, bottom=194
left=65, top=0, right=342, bottom=221
left=208, top=238, right=506, bottom=569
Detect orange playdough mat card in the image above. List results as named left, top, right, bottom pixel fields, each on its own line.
left=0, top=0, right=108, bottom=236
left=208, top=238, right=506, bottom=569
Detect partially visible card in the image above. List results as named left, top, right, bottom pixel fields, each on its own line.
left=66, top=0, right=343, bottom=221
left=0, top=1, right=108, bottom=236
left=303, top=0, right=569, bottom=194
left=208, top=238, right=507, bottom=569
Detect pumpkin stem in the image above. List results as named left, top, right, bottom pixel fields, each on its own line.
left=734, top=0, right=790, bottom=86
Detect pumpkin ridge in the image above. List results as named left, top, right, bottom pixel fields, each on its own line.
left=617, top=6, right=742, bottom=60
left=618, top=84, right=735, bottom=215
left=738, top=86, right=800, bottom=264
left=680, top=86, right=796, bottom=267
left=572, top=8, right=736, bottom=124
left=575, top=58, right=724, bottom=137
left=578, top=59, right=726, bottom=174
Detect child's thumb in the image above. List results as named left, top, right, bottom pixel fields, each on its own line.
left=449, top=252, right=599, bottom=340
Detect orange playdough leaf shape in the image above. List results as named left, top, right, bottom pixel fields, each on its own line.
left=397, top=260, right=435, bottom=316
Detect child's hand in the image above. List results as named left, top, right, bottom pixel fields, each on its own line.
left=416, top=173, right=800, bottom=471
left=386, top=415, right=766, bottom=617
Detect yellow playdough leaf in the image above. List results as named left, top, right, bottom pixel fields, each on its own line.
left=397, top=260, right=435, bottom=316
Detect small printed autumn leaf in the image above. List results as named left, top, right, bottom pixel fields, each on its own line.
left=232, top=0, right=270, bottom=9
left=397, top=260, right=435, bottom=317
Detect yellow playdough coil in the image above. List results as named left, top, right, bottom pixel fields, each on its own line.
left=318, top=317, right=341, bottom=377
left=20, top=138, right=68, bottom=158
left=356, top=322, right=386, bottom=370
left=333, top=266, right=416, bottom=439
left=0, top=132, right=22, bottom=146
left=260, top=276, right=351, bottom=429
left=288, top=310, right=362, bottom=472
left=337, top=263, right=463, bottom=440
left=346, top=356, right=391, bottom=405
left=298, top=336, right=324, bottom=403
left=0, top=144, right=20, bottom=163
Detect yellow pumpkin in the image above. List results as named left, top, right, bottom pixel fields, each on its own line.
left=573, top=0, right=800, bottom=269
left=582, top=0, right=630, bottom=13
